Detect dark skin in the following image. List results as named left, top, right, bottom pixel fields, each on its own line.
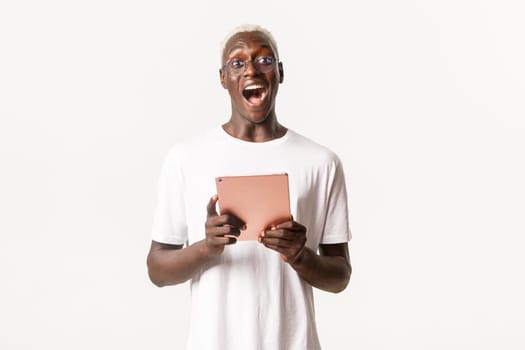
left=147, top=31, right=351, bottom=293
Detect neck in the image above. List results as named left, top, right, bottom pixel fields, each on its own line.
left=222, top=115, right=287, bottom=142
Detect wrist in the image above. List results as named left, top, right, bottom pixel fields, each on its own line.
left=195, top=240, right=218, bottom=261
left=289, top=246, right=307, bottom=267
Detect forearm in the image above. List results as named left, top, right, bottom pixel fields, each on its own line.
left=290, top=247, right=351, bottom=293
left=147, top=240, right=214, bottom=287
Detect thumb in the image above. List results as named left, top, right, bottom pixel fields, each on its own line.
left=206, top=194, right=219, bottom=217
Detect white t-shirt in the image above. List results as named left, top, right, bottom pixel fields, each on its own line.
left=152, top=126, right=351, bottom=350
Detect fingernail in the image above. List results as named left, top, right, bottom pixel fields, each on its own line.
left=271, top=225, right=276, bottom=230
left=261, top=231, right=265, bottom=237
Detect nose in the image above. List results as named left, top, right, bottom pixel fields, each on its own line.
left=243, top=60, right=258, bottom=76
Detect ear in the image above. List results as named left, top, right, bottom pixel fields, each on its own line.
left=278, top=61, right=284, bottom=84
left=219, top=68, right=227, bottom=89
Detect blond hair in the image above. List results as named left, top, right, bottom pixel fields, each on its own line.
left=220, top=24, right=279, bottom=63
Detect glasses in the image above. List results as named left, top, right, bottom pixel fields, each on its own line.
left=223, top=56, right=276, bottom=76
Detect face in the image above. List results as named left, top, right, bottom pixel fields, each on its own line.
left=220, top=31, right=284, bottom=125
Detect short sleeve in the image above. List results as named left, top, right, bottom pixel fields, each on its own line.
left=151, top=150, right=188, bottom=245
left=320, top=157, right=351, bottom=244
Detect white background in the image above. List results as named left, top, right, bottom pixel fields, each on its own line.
left=1, top=0, right=524, bottom=349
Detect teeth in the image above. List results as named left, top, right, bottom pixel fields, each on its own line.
left=244, top=84, right=265, bottom=90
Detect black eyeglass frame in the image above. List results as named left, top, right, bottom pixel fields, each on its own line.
left=222, top=56, right=276, bottom=76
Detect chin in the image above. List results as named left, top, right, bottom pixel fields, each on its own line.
left=243, top=112, right=270, bottom=124
left=240, top=100, right=275, bottom=124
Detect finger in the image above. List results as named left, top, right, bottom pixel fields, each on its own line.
left=210, top=214, right=245, bottom=229
left=274, top=220, right=293, bottom=229
left=262, top=243, right=281, bottom=253
left=206, top=194, right=219, bottom=217
left=260, top=236, right=292, bottom=247
left=207, top=225, right=241, bottom=237
left=273, top=215, right=295, bottom=228
left=260, top=237, right=306, bottom=257
left=275, top=221, right=305, bottom=231
left=261, top=243, right=296, bottom=261
left=207, top=236, right=237, bottom=246
left=262, top=242, right=303, bottom=263
left=260, top=230, right=306, bottom=255
left=262, top=229, right=301, bottom=241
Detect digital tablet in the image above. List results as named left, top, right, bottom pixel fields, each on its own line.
left=215, top=173, right=292, bottom=241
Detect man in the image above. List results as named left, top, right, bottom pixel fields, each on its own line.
left=147, top=24, right=351, bottom=350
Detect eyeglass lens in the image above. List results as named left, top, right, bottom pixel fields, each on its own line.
left=226, top=56, right=275, bottom=75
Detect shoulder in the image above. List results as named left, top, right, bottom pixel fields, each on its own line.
left=164, top=127, right=223, bottom=163
left=286, top=129, right=343, bottom=167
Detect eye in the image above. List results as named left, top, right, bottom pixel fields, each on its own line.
left=229, top=58, right=245, bottom=69
left=256, top=56, right=274, bottom=66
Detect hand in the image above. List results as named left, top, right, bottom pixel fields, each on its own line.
left=259, top=218, right=307, bottom=264
left=203, top=194, right=245, bottom=257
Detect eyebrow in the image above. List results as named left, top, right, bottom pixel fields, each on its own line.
left=227, top=42, right=274, bottom=54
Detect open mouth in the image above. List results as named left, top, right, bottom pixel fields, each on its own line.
left=242, top=84, right=267, bottom=105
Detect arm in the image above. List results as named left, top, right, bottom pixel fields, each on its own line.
left=147, top=195, right=244, bottom=287
left=147, top=240, right=210, bottom=287
left=291, top=242, right=351, bottom=293
left=259, top=221, right=351, bottom=293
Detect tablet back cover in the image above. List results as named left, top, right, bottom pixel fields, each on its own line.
left=215, top=174, right=291, bottom=240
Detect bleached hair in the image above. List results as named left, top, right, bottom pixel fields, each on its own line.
left=220, top=24, right=279, bottom=63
